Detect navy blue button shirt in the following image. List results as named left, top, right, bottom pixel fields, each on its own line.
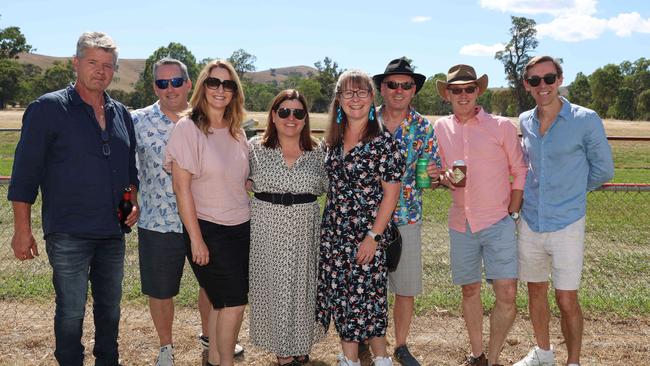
left=8, top=85, right=139, bottom=238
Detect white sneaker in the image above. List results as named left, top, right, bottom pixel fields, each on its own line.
left=337, top=353, right=361, bottom=366
left=155, top=344, right=174, bottom=366
left=513, top=346, right=556, bottom=366
left=373, top=355, right=394, bottom=366
left=198, top=333, right=244, bottom=356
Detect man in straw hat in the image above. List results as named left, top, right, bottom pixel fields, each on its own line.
left=371, top=57, right=442, bottom=366
left=514, top=56, right=613, bottom=366
left=433, top=64, right=527, bottom=366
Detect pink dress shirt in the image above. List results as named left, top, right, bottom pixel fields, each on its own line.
left=434, top=107, right=526, bottom=233
left=164, top=117, right=250, bottom=226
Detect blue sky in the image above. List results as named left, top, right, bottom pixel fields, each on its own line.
left=1, top=0, right=649, bottom=87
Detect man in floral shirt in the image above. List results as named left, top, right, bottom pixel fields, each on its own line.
left=373, top=57, right=442, bottom=366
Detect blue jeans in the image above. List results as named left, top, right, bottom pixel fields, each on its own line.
left=46, top=233, right=125, bottom=366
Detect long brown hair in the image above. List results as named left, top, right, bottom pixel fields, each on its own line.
left=187, top=60, right=246, bottom=139
left=262, top=89, right=317, bottom=151
left=324, top=69, right=380, bottom=147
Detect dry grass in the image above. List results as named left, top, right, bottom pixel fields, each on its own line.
left=0, top=301, right=647, bottom=365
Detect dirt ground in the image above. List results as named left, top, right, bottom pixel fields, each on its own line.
left=1, top=301, right=648, bottom=365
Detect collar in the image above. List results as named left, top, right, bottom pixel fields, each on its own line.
left=531, top=96, right=571, bottom=123
left=377, top=105, right=419, bottom=125
left=452, top=106, right=483, bottom=124
left=67, top=84, right=114, bottom=110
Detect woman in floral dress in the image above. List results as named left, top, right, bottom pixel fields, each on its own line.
left=316, top=70, right=404, bottom=366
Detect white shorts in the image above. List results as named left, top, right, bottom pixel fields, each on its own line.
left=518, top=216, right=585, bottom=290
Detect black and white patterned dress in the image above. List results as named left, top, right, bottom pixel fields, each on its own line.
left=248, top=136, right=328, bottom=357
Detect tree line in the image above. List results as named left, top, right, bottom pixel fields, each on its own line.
left=1, top=16, right=649, bottom=120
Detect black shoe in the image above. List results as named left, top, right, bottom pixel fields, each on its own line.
left=394, top=345, right=420, bottom=366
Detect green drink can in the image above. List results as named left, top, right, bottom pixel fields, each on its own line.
left=416, top=158, right=430, bottom=188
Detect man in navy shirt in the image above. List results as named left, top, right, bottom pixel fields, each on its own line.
left=8, top=31, right=139, bottom=366
left=514, top=56, right=613, bottom=366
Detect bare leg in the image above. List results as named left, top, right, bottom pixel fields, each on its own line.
left=215, top=305, right=245, bottom=366
left=341, top=340, right=359, bottom=362
left=393, top=295, right=414, bottom=347
left=487, top=279, right=517, bottom=365
left=149, top=297, right=174, bottom=346
left=369, top=336, right=389, bottom=358
left=199, top=287, right=210, bottom=336
left=461, top=282, right=484, bottom=357
left=527, top=282, right=552, bottom=350
left=207, top=308, right=220, bottom=365
left=555, top=289, right=583, bottom=365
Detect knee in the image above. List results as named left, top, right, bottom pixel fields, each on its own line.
left=461, top=283, right=481, bottom=299
left=555, top=292, right=580, bottom=315
left=496, top=285, right=517, bottom=305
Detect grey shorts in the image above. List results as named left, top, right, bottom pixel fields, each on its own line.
left=138, top=227, right=187, bottom=299
left=449, top=215, right=518, bottom=286
left=388, top=222, right=423, bottom=296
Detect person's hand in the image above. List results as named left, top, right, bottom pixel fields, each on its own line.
left=245, top=179, right=253, bottom=192
left=125, top=201, right=140, bottom=227
left=356, top=235, right=378, bottom=265
left=440, top=169, right=456, bottom=191
left=11, top=230, right=39, bottom=261
left=427, top=163, right=442, bottom=189
left=191, top=239, right=210, bottom=266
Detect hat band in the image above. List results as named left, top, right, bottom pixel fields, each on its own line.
left=448, top=75, right=477, bottom=83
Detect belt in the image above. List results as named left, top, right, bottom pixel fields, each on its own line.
left=254, top=192, right=317, bottom=206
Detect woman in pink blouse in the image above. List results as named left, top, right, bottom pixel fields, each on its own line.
left=164, top=60, right=249, bottom=366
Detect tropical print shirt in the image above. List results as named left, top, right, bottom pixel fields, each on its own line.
left=131, top=101, right=183, bottom=233
left=377, top=105, right=441, bottom=226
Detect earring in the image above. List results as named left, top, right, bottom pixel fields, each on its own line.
left=336, top=106, right=343, bottom=124
left=368, top=104, right=376, bottom=121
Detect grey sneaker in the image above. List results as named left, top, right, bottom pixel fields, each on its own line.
left=198, top=333, right=244, bottom=356
left=155, top=344, right=174, bottom=366
left=393, top=345, right=420, bottom=366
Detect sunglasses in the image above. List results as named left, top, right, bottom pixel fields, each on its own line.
left=155, top=77, right=185, bottom=89
left=447, top=86, right=477, bottom=95
left=384, top=81, right=415, bottom=90
left=100, top=130, right=110, bottom=157
left=339, top=89, right=370, bottom=99
left=277, top=107, right=306, bottom=120
left=205, top=77, right=237, bottom=92
left=526, top=73, right=558, bottom=87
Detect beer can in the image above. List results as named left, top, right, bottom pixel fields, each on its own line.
left=416, top=158, right=431, bottom=188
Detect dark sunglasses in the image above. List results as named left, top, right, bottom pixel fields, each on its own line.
left=277, top=107, right=306, bottom=120
left=155, top=77, right=185, bottom=89
left=100, top=130, right=110, bottom=157
left=526, top=73, right=558, bottom=87
left=447, top=86, right=477, bottom=95
left=205, top=77, right=237, bottom=92
left=384, top=81, right=415, bottom=90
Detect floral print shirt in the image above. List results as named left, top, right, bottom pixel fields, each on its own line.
left=131, top=102, right=182, bottom=233
left=377, top=105, right=441, bottom=225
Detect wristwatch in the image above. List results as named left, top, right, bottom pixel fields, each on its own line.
left=509, top=212, right=520, bottom=221
left=367, top=230, right=381, bottom=241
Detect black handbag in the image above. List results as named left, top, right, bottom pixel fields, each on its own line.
left=385, top=221, right=402, bottom=272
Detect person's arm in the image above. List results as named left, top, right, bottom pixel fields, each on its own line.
left=124, top=109, right=140, bottom=227
left=171, top=162, right=209, bottom=266
left=11, top=201, right=39, bottom=261
left=585, top=115, right=615, bottom=190
left=502, top=119, right=527, bottom=213
left=356, top=180, right=401, bottom=265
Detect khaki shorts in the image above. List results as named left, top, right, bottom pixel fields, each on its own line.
left=518, top=216, right=585, bottom=290
left=388, top=222, right=423, bottom=296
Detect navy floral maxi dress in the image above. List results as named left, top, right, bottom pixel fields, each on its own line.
left=316, top=130, right=404, bottom=341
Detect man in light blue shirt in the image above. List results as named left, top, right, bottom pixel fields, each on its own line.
left=514, top=56, right=614, bottom=366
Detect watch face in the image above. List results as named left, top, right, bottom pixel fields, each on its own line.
left=510, top=212, right=520, bottom=220
left=374, top=234, right=382, bottom=241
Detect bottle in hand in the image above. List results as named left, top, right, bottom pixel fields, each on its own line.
left=118, top=187, right=133, bottom=233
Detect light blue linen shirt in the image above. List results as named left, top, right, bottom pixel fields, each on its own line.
left=131, top=101, right=183, bottom=233
left=520, top=97, right=614, bottom=233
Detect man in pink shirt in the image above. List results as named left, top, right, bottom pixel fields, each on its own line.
left=433, top=64, right=527, bottom=366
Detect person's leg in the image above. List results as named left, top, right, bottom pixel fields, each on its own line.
left=46, top=234, right=94, bottom=366
left=528, top=282, right=552, bottom=350
left=462, top=282, right=484, bottom=358
left=199, top=287, right=210, bottom=337
left=207, top=307, right=220, bottom=365
left=215, top=305, right=245, bottom=366
left=368, top=336, right=389, bottom=357
left=341, top=340, right=360, bottom=362
left=556, top=290, right=583, bottom=365
left=487, top=279, right=517, bottom=365
left=149, top=297, right=174, bottom=346
left=90, top=236, right=125, bottom=366
left=393, top=295, right=414, bottom=347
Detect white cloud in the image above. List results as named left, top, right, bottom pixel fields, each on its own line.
left=607, top=12, right=650, bottom=37
left=459, top=43, right=505, bottom=56
left=479, top=0, right=596, bottom=16
left=411, top=16, right=431, bottom=23
left=537, top=14, right=608, bottom=42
